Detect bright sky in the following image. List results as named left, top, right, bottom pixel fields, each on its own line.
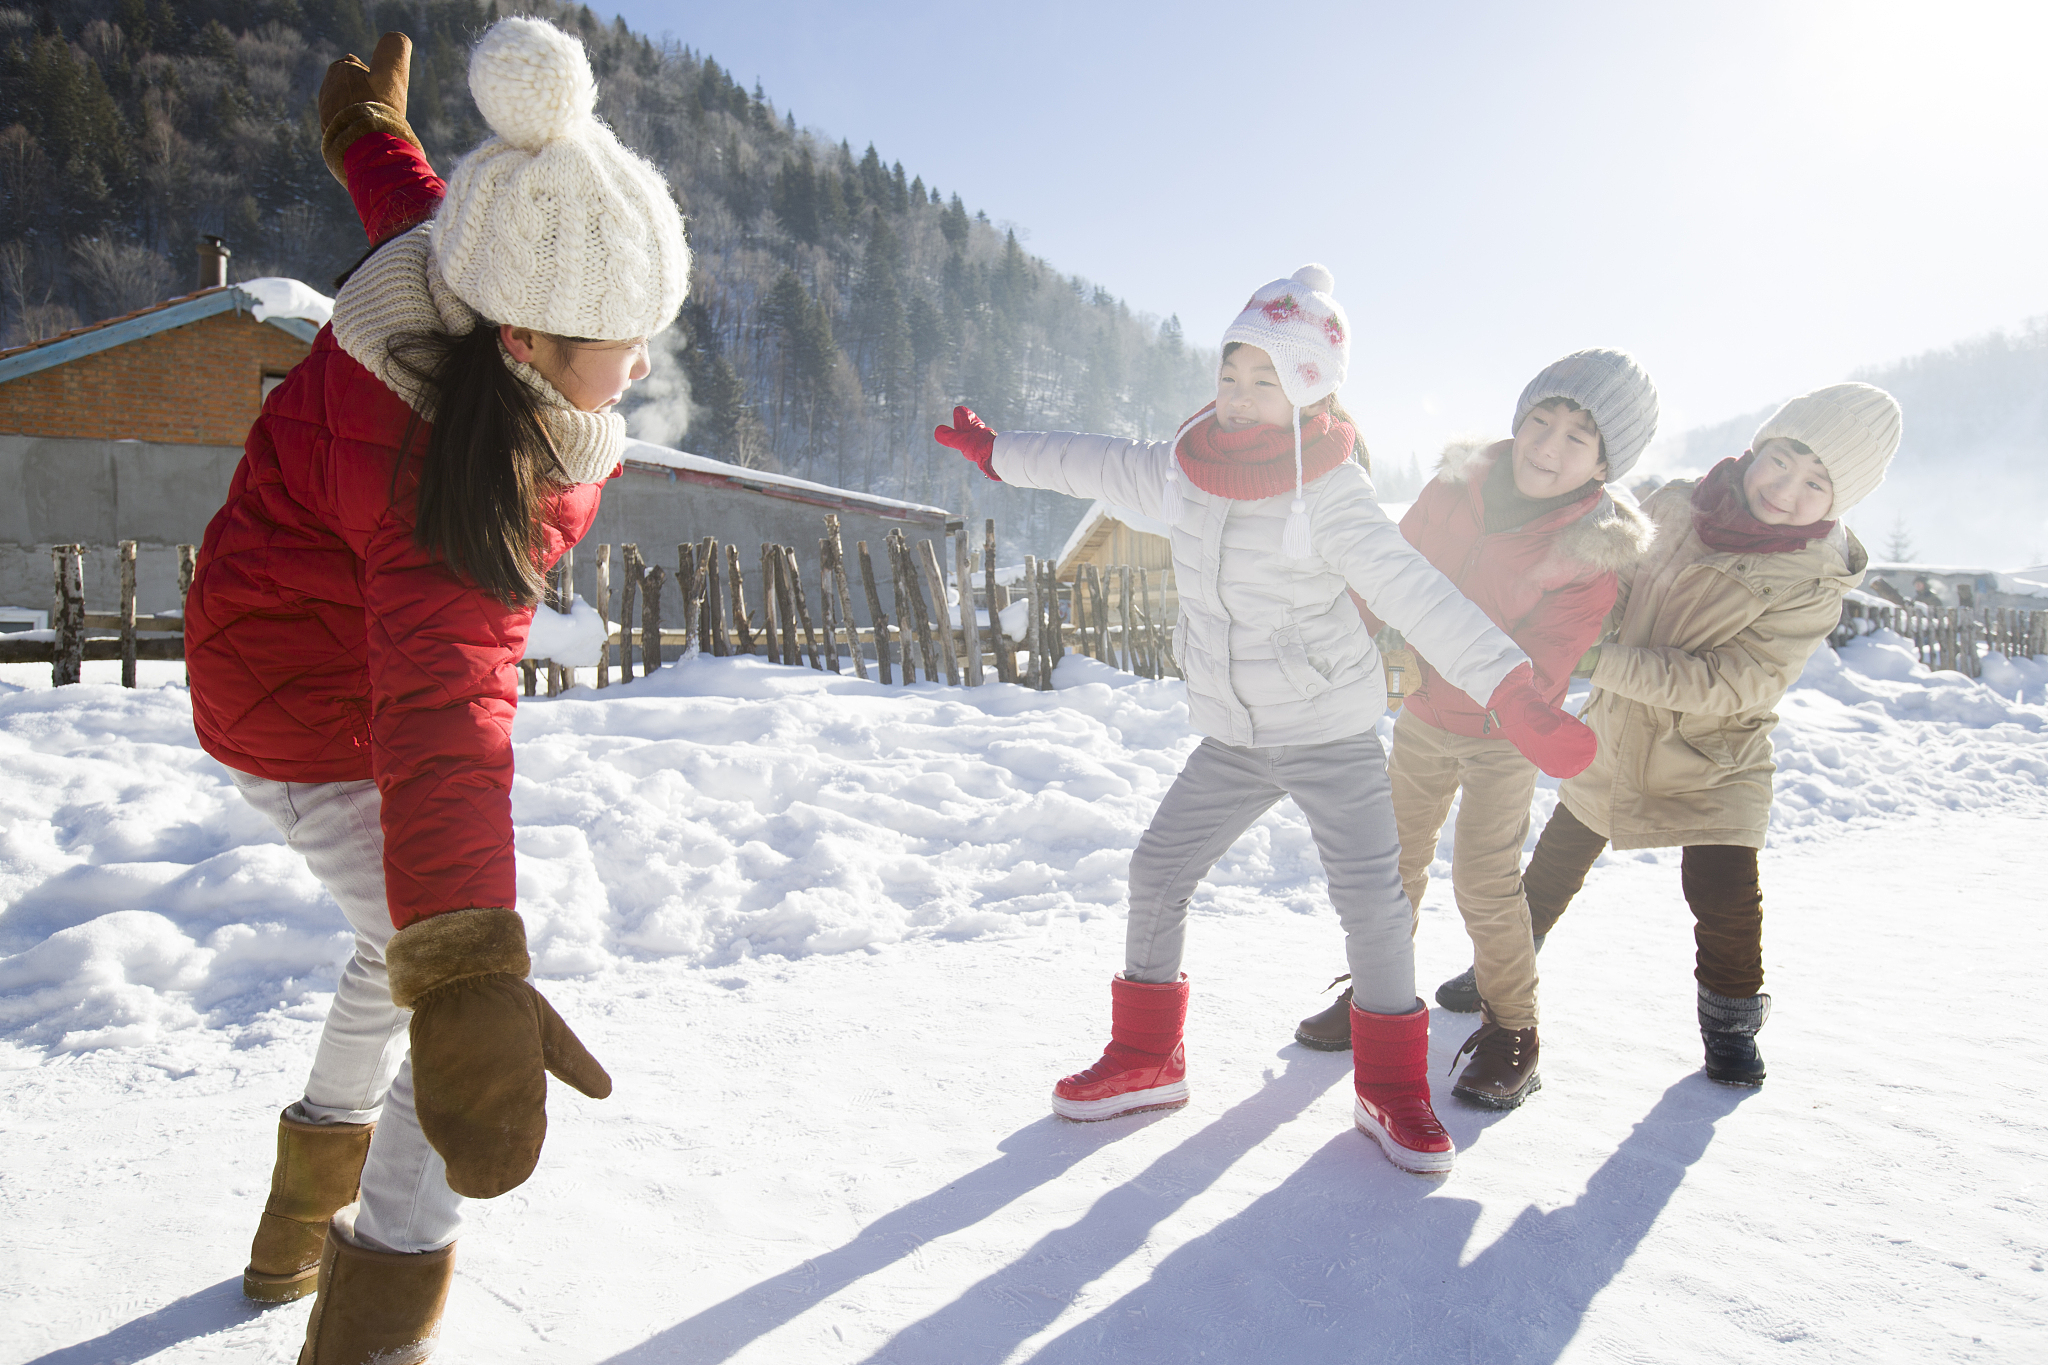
left=602, top=0, right=2048, bottom=468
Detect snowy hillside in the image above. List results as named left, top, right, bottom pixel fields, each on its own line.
left=3, top=639, right=2046, bottom=1363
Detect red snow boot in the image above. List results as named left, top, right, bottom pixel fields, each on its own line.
left=1351, top=1000, right=1456, bottom=1174
left=1051, top=974, right=1190, bottom=1121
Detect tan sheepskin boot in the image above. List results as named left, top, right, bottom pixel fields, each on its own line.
left=243, top=1107, right=375, bottom=1302
left=298, top=1217, right=455, bottom=1365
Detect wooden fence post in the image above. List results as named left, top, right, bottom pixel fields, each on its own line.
left=1045, top=559, right=1064, bottom=685
left=119, top=540, right=138, bottom=688
left=51, top=545, right=84, bottom=686
left=785, top=545, right=822, bottom=670
left=918, top=539, right=960, bottom=685
left=985, top=521, right=1014, bottom=685
left=677, top=542, right=699, bottom=655
left=858, top=540, right=893, bottom=684
left=826, top=517, right=868, bottom=681
left=818, top=537, right=843, bottom=674
left=700, top=536, right=724, bottom=656
left=1118, top=565, right=1135, bottom=674
left=1022, top=555, right=1042, bottom=689
left=892, top=531, right=936, bottom=683
left=759, top=543, right=783, bottom=663
left=595, top=545, right=611, bottom=688
left=641, top=564, right=666, bottom=674
left=726, top=543, right=754, bottom=656
left=619, top=545, right=643, bottom=681
left=955, top=525, right=982, bottom=686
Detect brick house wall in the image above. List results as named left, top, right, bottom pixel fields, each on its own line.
left=0, top=309, right=311, bottom=445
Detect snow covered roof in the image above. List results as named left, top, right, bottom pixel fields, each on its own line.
left=1055, top=500, right=1172, bottom=569
left=0, top=278, right=332, bottom=385
left=619, top=438, right=950, bottom=520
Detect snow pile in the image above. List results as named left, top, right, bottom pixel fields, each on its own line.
left=237, top=277, right=334, bottom=328
left=522, top=593, right=609, bottom=665
left=2, top=638, right=2044, bottom=1056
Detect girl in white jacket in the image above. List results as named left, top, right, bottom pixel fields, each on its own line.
left=936, top=266, right=1594, bottom=1173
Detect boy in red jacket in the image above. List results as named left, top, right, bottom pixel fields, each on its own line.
left=1296, top=350, right=1656, bottom=1109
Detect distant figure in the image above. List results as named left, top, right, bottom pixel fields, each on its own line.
left=1957, top=582, right=1976, bottom=609
left=1912, top=575, right=1942, bottom=608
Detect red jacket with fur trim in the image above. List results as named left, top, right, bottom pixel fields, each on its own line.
left=1369, top=440, right=1652, bottom=740
left=186, top=134, right=602, bottom=929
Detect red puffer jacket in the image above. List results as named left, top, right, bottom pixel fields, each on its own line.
left=187, top=133, right=606, bottom=929
left=1364, top=441, right=1651, bottom=738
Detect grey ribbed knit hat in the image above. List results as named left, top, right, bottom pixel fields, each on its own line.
left=1751, top=382, right=1902, bottom=517
left=1513, top=349, right=1660, bottom=482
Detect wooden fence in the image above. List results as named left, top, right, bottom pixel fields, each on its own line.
left=1832, top=599, right=2048, bottom=680
left=0, top=542, right=194, bottom=684
left=525, top=513, right=1180, bottom=695
left=14, top=537, right=2048, bottom=693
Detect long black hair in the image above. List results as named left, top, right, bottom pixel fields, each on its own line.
left=390, top=324, right=566, bottom=607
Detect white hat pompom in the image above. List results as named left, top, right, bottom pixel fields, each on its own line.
left=468, top=16, right=597, bottom=151
left=1291, top=263, right=1336, bottom=295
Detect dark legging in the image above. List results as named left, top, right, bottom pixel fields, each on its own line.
left=1524, top=802, right=1765, bottom=998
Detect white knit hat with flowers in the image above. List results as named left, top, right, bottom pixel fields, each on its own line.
left=431, top=17, right=689, bottom=340
left=1750, top=381, right=1902, bottom=518
left=1163, top=264, right=1350, bottom=556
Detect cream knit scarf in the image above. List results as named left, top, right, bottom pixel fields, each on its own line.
left=331, top=223, right=623, bottom=486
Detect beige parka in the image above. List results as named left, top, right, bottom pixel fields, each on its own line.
left=1559, top=477, right=1867, bottom=849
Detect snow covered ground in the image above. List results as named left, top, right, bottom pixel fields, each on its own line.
left=3, top=633, right=2045, bottom=1363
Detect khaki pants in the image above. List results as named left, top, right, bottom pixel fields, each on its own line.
left=1388, top=708, right=1541, bottom=1028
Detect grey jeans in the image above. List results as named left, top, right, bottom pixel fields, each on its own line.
left=229, top=770, right=464, bottom=1254
left=1126, top=733, right=1417, bottom=1014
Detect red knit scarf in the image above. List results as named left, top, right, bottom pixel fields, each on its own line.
left=1173, top=403, right=1356, bottom=501
left=1690, top=453, right=1835, bottom=554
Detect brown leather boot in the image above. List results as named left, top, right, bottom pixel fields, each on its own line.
left=1294, top=982, right=1354, bottom=1051
left=299, top=1218, right=455, bottom=1365
left=244, top=1107, right=375, bottom=1302
left=1450, top=1021, right=1542, bottom=1109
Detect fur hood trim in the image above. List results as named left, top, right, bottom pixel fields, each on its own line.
left=1433, top=438, right=1653, bottom=572
left=1556, top=489, right=1654, bottom=574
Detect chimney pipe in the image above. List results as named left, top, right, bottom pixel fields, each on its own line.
left=197, top=236, right=231, bottom=290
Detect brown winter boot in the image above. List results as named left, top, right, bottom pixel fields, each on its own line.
left=1450, top=1021, right=1542, bottom=1109
left=298, top=1218, right=455, bottom=1365
left=243, top=1107, right=375, bottom=1302
left=1293, top=979, right=1353, bottom=1051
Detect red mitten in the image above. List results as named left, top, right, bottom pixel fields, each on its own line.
left=934, top=406, right=1001, bottom=481
left=1483, top=663, right=1597, bottom=778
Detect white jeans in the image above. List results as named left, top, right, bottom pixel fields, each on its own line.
left=230, top=770, right=465, bottom=1253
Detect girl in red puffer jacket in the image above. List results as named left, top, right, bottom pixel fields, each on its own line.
left=185, top=20, right=686, bottom=1361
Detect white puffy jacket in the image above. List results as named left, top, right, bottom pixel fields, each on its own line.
left=993, top=431, right=1530, bottom=747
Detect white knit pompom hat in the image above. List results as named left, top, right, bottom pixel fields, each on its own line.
left=431, top=17, right=689, bottom=340
left=1751, top=382, right=1902, bottom=517
left=1513, top=349, right=1660, bottom=483
left=1162, top=264, right=1350, bottom=555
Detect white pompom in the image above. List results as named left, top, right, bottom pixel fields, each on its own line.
left=1291, top=263, right=1336, bottom=295
left=469, top=17, right=597, bottom=151
left=1281, top=499, right=1313, bottom=559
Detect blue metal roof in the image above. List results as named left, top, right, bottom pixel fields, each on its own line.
left=0, top=287, right=316, bottom=386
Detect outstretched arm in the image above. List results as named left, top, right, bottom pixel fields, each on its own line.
left=936, top=406, right=1175, bottom=518
left=318, top=32, right=446, bottom=245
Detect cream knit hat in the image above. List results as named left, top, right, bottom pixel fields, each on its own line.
left=1513, top=349, right=1660, bottom=482
left=1169, top=265, right=1349, bottom=555
left=431, top=17, right=689, bottom=340
left=1751, top=382, right=1902, bottom=517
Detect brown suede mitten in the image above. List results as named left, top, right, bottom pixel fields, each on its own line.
left=386, top=908, right=612, bottom=1199
left=318, top=32, right=420, bottom=183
